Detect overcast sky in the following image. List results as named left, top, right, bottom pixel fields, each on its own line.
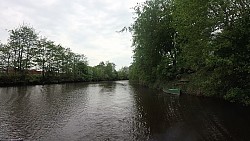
left=0, top=0, right=145, bottom=69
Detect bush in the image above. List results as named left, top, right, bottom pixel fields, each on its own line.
left=224, top=88, right=250, bottom=105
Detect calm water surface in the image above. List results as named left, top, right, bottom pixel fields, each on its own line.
left=0, top=80, right=250, bottom=141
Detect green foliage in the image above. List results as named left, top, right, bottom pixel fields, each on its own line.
left=117, top=67, right=129, bottom=80
left=224, top=88, right=250, bottom=105
left=130, top=0, right=178, bottom=85
left=89, top=61, right=118, bottom=81
left=129, top=0, right=250, bottom=105
left=0, top=24, right=124, bottom=85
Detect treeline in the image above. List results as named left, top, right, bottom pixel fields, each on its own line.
left=89, top=62, right=129, bottom=81
left=129, top=0, right=250, bottom=105
left=0, top=25, right=129, bottom=85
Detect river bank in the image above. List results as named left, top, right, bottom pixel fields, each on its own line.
left=0, top=75, right=128, bottom=87
left=141, top=73, right=250, bottom=106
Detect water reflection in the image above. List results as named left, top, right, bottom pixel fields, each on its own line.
left=130, top=84, right=250, bottom=141
left=0, top=81, right=250, bottom=140
left=0, top=83, right=89, bottom=140
left=131, top=85, right=189, bottom=140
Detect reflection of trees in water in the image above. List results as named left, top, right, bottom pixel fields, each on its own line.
left=1, top=82, right=250, bottom=140
left=131, top=85, right=186, bottom=137
left=0, top=86, right=50, bottom=140
left=181, top=96, right=250, bottom=140
left=178, top=96, right=233, bottom=140
left=37, top=83, right=90, bottom=140
left=0, top=83, right=89, bottom=140
left=98, top=81, right=116, bottom=94
left=0, top=86, right=30, bottom=140
left=129, top=84, right=245, bottom=140
left=129, top=85, right=160, bottom=140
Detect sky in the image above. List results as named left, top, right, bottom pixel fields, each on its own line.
left=0, top=0, right=145, bottom=70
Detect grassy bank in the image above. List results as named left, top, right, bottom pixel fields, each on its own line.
left=142, top=71, right=250, bottom=106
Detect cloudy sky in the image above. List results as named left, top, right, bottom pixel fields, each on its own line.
left=0, top=0, right=145, bottom=69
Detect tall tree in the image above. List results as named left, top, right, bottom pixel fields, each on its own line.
left=8, top=25, right=38, bottom=76
left=130, top=0, right=178, bottom=85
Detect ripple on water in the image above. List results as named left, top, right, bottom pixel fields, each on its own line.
left=0, top=81, right=250, bottom=140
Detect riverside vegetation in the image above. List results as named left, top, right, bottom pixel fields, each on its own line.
left=1, top=0, right=249, bottom=106
left=0, top=25, right=129, bottom=86
left=127, top=0, right=250, bottom=105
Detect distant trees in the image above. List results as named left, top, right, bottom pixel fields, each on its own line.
left=89, top=61, right=118, bottom=81
left=0, top=24, right=128, bottom=85
left=129, top=0, right=250, bottom=105
left=118, top=67, right=129, bottom=80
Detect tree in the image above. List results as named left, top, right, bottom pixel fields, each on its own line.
left=129, top=0, right=178, bottom=85
left=118, top=67, right=129, bottom=80
left=128, top=0, right=250, bottom=104
left=174, top=0, right=250, bottom=103
left=0, top=43, right=12, bottom=74
left=8, top=25, right=38, bottom=77
left=104, top=61, right=117, bottom=80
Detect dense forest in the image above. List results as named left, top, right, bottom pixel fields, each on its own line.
left=128, top=0, right=250, bottom=105
left=0, top=25, right=129, bottom=85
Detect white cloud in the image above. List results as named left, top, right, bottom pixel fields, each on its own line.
left=0, top=0, right=145, bottom=69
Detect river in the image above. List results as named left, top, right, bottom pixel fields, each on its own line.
left=0, top=80, right=250, bottom=141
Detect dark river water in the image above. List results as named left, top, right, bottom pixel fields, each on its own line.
left=0, top=80, right=250, bottom=141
